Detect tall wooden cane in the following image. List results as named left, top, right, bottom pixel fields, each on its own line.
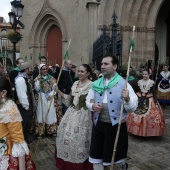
left=110, top=26, right=135, bottom=170
left=33, top=39, right=72, bottom=158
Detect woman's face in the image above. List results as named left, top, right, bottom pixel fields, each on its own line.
left=77, top=66, right=89, bottom=81
left=142, top=71, right=149, bottom=80
left=163, top=66, right=168, bottom=72
left=41, top=66, right=48, bottom=76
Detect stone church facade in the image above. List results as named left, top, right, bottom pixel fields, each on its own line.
left=20, top=0, right=170, bottom=69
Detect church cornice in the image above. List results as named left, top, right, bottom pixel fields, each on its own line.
left=98, top=25, right=155, bottom=33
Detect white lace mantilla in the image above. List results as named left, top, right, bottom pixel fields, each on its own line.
left=71, top=81, right=92, bottom=107
left=12, top=142, right=29, bottom=157
left=0, top=155, right=9, bottom=170
left=0, top=100, right=22, bottom=123
left=138, top=79, right=154, bottom=93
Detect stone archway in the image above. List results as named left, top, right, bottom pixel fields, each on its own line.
left=29, top=0, right=67, bottom=66
left=98, top=0, right=165, bottom=68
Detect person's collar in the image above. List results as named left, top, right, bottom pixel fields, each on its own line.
left=18, top=72, right=30, bottom=79
left=63, top=67, right=70, bottom=71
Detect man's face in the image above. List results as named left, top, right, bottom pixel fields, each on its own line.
left=40, top=58, right=46, bottom=64
left=101, top=57, right=117, bottom=78
left=17, top=59, right=24, bottom=67
left=66, top=60, right=72, bottom=70
left=72, top=67, right=76, bottom=73
left=27, top=67, right=33, bottom=76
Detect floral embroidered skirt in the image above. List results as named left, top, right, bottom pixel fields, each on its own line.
left=0, top=155, right=36, bottom=170
left=156, top=90, right=170, bottom=104
left=126, top=97, right=167, bottom=137
left=56, top=106, right=93, bottom=170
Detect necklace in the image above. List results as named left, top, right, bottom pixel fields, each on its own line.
left=78, top=80, right=90, bottom=87
left=141, top=79, right=150, bottom=93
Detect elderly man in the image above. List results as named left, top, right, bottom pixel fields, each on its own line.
left=86, top=54, right=138, bottom=170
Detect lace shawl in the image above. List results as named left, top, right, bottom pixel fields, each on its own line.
left=0, top=100, right=22, bottom=123
left=160, top=71, right=170, bottom=80
left=63, top=81, right=92, bottom=107
left=138, top=79, right=154, bottom=93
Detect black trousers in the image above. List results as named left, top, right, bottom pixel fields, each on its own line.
left=17, top=104, right=31, bottom=143
left=90, top=121, right=128, bottom=163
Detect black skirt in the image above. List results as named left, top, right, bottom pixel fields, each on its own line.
left=90, top=120, right=128, bottom=163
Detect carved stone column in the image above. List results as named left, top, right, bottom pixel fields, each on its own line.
left=86, top=1, right=100, bottom=63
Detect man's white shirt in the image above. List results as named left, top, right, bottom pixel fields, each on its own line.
left=15, top=77, right=29, bottom=110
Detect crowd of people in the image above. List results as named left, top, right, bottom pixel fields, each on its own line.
left=0, top=54, right=169, bottom=170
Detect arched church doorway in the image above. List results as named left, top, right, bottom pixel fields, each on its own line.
left=46, top=26, right=62, bottom=67
left=155, top=0, right=170, bottom=66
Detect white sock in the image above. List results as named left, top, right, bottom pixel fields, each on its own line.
left=93, top=163, right=104, bottom=170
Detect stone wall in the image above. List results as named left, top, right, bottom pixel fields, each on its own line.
left=20, top=0, right=165, bottom=69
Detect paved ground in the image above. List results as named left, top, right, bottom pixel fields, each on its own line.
left=30, top=105, right=170, bottom=170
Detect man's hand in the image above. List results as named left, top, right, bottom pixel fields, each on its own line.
left=92, top=103, right=102, bottom=114
left=53, top=84, right=58, bottom=92
left=121, top=88, right=130, bottom=102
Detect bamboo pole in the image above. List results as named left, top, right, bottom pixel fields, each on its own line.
left=110, top=26, right=135, bottom=170
left=33, top=39, right=72, bottom=158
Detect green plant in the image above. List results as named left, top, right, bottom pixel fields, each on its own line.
left=7, top=31, right=22, bottom=42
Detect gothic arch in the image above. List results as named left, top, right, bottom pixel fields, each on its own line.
left=101, top=0, right=165, bottom=28
left=28, top=0, right=67, bottom=49
left=98, top=0, right=165, bottom=67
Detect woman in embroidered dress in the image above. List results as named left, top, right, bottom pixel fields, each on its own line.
left=126, top=69, right=167, bottom=137
left=34, top=64, right=58, bottom=136
left=0, top=77, right=36, bottom=170
left=156, top=64, right=170, bottom=104
left=55, top=64, right=93, bottom=170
